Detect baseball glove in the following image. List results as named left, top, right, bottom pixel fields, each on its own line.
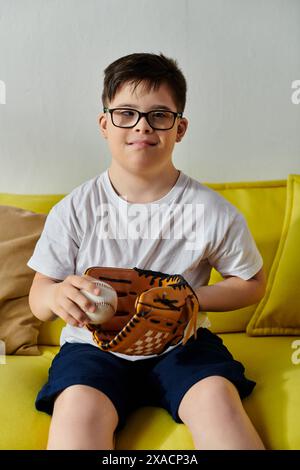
left=84, top=266, right=200, bottom=356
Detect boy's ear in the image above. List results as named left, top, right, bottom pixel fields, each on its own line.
left=98, top=112, right=108, bottom=138
left=176, top=117, right=188, bottom=143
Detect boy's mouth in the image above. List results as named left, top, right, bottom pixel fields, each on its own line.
left=127, top=140, right=157, bottom=149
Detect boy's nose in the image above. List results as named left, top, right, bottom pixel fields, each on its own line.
left=133, top=115, right=153, bottom=132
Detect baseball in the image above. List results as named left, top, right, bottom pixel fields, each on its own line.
left=80, top=280, right=118, bottom=324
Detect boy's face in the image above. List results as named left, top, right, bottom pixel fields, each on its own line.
left=99, top=81, right=188, bottom=176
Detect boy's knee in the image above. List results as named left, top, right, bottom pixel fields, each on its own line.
left=194, top=375, right=238, bottom=398
left=178, top=375, right=239, bottom=422
left=53, top=384, right=119, bottom=430
left=191, top=375, right=238, bottom=399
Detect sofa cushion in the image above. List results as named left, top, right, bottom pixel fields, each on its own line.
left=0, top=346, right=58, bottom=449
left=0, top=193, right=64, bottom=215
left=247, top=174, right=300, bottom=336
left=0, top=205, right=46, bottom=355
left=219, top=333, right=300, bottom=450
left=1, top=336, right=299, bottom=450
left=38, top=317, right=65, bottom=346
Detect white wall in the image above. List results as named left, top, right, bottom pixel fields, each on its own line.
left=0, top=0, right=299, bottom=194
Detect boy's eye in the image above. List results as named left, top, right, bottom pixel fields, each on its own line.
left=151, top=111, right=168, bottom=119
left=116, top=110, right=136, bottom=117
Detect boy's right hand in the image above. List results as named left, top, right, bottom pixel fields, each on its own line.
left=48, top=275, right=100, bottom=327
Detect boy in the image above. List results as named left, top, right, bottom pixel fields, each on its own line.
left=28, top=53, right=266, bottom=450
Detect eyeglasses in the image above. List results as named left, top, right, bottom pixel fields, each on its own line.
left=103, top=107, right=183, bottom=130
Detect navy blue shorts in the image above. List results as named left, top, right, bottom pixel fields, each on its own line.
left=36, top=328, right=255, bottom=430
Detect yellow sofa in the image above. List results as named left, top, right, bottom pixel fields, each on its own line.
left=0, top=175, right=300, bottom=450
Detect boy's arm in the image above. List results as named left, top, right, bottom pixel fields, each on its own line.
left=29, top=273, right=60, bottom=322
left=194, top=267, right=266, bottom=312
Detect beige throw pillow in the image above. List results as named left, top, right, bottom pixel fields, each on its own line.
left=0, top=205, right=46, bottom=355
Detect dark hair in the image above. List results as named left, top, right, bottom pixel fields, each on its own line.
left=102, top=52, right=187, bottom=112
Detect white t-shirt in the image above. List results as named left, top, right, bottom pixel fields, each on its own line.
left=27, top=169, right=263, bottom=360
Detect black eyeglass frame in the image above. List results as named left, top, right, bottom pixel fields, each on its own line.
left=103, top=107, right=183, bottom=131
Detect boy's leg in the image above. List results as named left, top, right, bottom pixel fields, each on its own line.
left=178, top=376, right=265, bottom=450
left=47, top=384, right=118, bottom=450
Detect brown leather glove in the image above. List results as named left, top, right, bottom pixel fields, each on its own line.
left=84, top=266, right=200, bottom=356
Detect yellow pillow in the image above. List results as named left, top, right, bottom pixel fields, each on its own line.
left=247, top=174, right=300, bottom=335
